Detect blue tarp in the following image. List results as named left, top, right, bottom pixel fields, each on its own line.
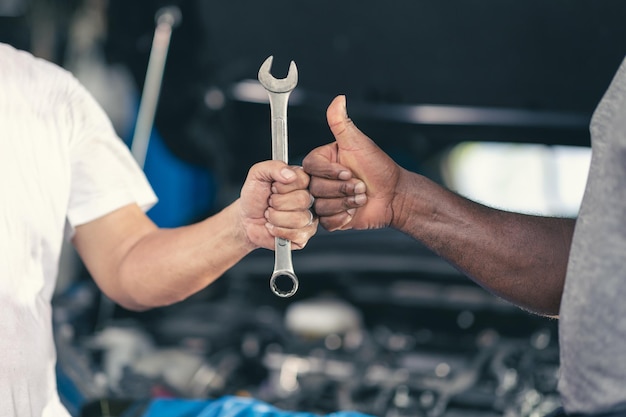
left=141, top=396, right=375, bottom=417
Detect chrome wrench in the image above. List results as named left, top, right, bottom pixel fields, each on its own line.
left=257, top=55, right=299, bottom=298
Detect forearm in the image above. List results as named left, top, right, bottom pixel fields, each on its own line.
left=391, top=169, right=575, bottom=316
left=114, top=202, right=254, bottom=310
left=74, top=162, right=315, bottom=312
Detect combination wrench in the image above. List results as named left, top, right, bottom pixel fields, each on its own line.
left=257, top=55, right=300, bottom=298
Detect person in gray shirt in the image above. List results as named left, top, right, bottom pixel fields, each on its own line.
left=302, top=57, right=626, bottom=416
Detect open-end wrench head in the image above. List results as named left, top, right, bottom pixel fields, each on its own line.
left=258, top=56, right=298, bottom=93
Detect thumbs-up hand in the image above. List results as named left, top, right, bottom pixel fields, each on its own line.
left=303, top=95, right=404, bottom=231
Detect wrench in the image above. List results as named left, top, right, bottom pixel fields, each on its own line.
left=257, top=55, right=299, bottom=298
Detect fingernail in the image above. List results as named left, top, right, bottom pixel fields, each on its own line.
left=354, top=194, right=367, bottom=205
left=354, top=181, right=366, bottom=194
left=338, top=170, right=351, bottom=180
left=281, top=168, right=295, bottom=179
left=265, top=222, right=274, bottom=231
left=264, top=209, right=270, bottom=219
left=346, top=208, right=356, bottom=217
left=271, top=186, right=277, bottom=194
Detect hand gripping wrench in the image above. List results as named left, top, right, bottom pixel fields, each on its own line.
left=258, top=55, right=299, bottom=298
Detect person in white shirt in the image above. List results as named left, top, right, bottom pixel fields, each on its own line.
left=0, top=42, right=319, bottom=416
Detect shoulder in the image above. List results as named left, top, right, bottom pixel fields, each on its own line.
left=590, top=56, right=626, bottom=146
left=0, top=42, right=82, bottom=99
left=0, top=42, right=108, bottom=126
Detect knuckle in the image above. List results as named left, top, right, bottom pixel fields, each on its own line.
left=300, top=192, right=313, bottom=207
left=308, top=178, right=321, bottom=194
left=319, top=218, right=338, bottom=232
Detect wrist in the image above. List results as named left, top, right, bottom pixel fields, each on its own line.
left=389, top=170, right=432, bottom=232
left=226, top=201, right=260, bottom=253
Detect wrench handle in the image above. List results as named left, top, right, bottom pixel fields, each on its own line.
left=269, top=94, right=290, bottom=163
left=272, top=117, right=288, bottom=162
left=267, top=92, right=299, bottom=297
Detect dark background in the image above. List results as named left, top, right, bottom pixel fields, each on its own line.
left=103, top=0, right=626, bottom=186
left=3, top=0, right=625, bottom=188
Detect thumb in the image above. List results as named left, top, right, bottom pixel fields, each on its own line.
left=326, top=95, right=371, bottom=151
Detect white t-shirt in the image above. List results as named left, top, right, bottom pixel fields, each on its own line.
left=0, top=43, right=157, bottom=416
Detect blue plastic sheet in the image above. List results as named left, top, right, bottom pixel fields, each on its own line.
left=141, top=396, right=375, bottom=417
